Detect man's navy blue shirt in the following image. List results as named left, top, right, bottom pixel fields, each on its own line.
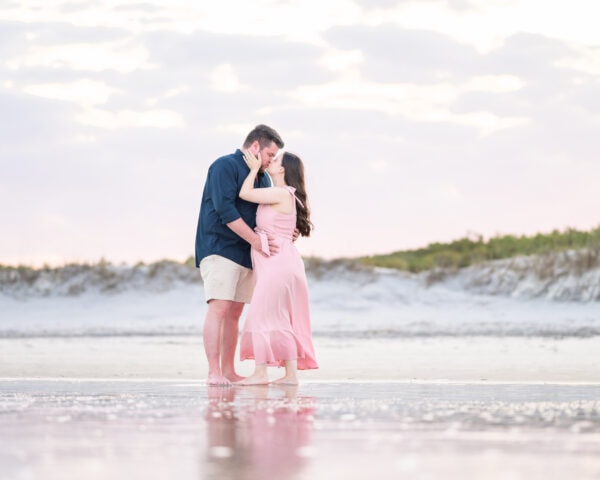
left=195, top=149, right=271, bottom=269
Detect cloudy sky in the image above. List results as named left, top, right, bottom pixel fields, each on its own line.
left=1, top=0, right=599, bottom=266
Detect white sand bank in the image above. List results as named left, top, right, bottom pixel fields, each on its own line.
left=1, top=336, right=599, bottom=383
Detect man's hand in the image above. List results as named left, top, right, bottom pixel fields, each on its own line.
left=251, top=232, right=280, bottom=256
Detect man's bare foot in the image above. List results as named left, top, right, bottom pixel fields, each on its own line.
left=207, top=374, right=231, bottom=386
left=273, top=376, right=298, bottom=385
left=235, top=374, right=270, bottom=386
left=224, top=372, right=246, bottom=383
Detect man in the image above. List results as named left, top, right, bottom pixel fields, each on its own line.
left=195, top=124, right=284, bottom=386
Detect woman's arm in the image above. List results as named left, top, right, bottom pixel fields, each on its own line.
left=239, top=150, right=287, bottom=204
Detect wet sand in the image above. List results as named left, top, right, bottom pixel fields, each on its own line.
left=1, top=336, right=599, bottom=479
left=1, top=379, right=599, bottom=480
left=0, top=335, right=599, bottom=383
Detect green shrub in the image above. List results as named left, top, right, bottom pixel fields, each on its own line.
left=358, top=225, right=600, bottom=272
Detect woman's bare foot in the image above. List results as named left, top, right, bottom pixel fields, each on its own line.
left=207, top=374, right=231, bottom=386
left=235, top=373, right=270, bottom=386
left=225, top=372, right=246, bottom=383
left=273, top=375, right=298, bottom=385
left=274, top=360, right=298, bottom=385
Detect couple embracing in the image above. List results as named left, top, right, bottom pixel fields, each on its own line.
left=194, top=125, right=318, bottom=386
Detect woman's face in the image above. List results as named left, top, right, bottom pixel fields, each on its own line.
left=267, top=153, right=284, bottom=176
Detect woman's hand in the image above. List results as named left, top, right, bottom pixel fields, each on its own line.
left=242, top=149, right=261, bottom=172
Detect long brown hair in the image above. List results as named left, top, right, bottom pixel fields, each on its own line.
left=282, top=152, right=313, bottom=237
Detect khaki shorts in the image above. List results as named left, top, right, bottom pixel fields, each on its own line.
left=199, top=254, right=254, bottom=304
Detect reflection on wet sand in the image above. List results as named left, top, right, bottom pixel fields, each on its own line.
left=204, top=385, right=315, bottom=480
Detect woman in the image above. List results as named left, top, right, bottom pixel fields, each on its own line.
left=236, top=150, right=318, bottom=385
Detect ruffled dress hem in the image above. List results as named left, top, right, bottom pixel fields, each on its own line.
left=239, top=330, right=319, bottom=370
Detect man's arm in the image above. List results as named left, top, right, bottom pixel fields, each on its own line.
left=227, top=217, right=280, bottom=256
left=209, top=159, right=278, bottom=255
left=211, top=160, right=242, bottom=225
left=226, top=218, right=262, bottom=251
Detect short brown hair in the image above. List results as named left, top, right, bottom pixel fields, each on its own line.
left=243, top=124, right=284, bottom=149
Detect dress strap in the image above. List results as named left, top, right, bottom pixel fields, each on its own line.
left=286, top=186, right=304, bottom=208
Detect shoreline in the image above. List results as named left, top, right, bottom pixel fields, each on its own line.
left=1, top=335, right=599, bottom=384
left=1, top=378, right=599, bottom=386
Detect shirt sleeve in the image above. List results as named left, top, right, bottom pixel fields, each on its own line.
left=210, top=159, right=241, bottom=224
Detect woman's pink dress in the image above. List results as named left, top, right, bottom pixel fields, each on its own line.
left=239, top=187, right=318, bottom=370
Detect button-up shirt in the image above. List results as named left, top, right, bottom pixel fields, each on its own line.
left=195, top=149, right=271, bottom=269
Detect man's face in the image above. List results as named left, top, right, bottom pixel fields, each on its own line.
left=257, top=142, right=279, bottom=170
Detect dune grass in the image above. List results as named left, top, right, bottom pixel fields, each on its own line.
left=3, top=227, right=599, bottom=276
left=358, top=226, right=600, bottom=273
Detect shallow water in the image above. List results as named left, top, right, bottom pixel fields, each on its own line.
left=1, top=380, right=599, bottom=480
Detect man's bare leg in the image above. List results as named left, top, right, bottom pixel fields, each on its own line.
left=273, top=360, right=298, bottom=385
left=221, top=301, right=245, bottom=382
left=236, top=364, right=269, bottom=385
left=203, top=299, right=232, bottom=386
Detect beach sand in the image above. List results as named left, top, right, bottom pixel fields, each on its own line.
left=1, top=336, right=600, bottom=479
left=1, top=335, right=599, bottom=383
